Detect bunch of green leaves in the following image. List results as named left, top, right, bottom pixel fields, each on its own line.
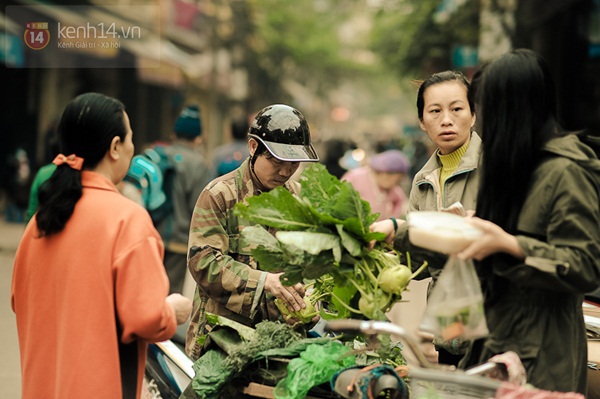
left=234, top=163, right=427, bottom=321
left=184, top=314, right=350, bottom=399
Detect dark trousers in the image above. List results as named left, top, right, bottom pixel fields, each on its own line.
left=164, top=250, right=187, bottom=294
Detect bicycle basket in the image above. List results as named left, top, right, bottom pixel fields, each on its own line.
left=409, top=367, right=500, bottom=399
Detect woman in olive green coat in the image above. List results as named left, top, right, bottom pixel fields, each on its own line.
left=371, top=71, right=481, bottom=366
left=457, top=49, right=600, bottom=394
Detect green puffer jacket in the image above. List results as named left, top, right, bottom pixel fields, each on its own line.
left=460, top=134, right=600, bottom=394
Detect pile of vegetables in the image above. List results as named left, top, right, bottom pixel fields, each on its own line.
left=234, top=163, right=427, bottom=321
left=183, top=165, right=427, bottom=399
left=182, top=314, right=354, bottom=399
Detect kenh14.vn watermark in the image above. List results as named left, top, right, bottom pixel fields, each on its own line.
left=6, top=5, right=160, bottom=68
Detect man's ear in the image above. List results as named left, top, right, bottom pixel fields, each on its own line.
left=248, top=137, right=258, bottom=157
left=108, top=136, right=121, bottom=161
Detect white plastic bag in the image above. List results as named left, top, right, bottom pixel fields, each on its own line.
left=420, top=256, right=488, bottom=341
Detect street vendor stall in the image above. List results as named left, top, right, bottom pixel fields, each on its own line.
left=144, top=164, right=426, bottom=399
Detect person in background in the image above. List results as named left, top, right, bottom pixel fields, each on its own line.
left=342, top=149, right=410, bottom=221
left=457, top=49, right=600, bottom=394
left=161, top=104, right=215, bottom=294
left=371, top=70, right=480, bottom=366
left=25, top=162, right=56, bottom=223
left=212, top=116, right=250, bottom=176
left=11, top=92, right=192, bottom=399
left=2, top=147, right=33, bottom=223
left=185, top=104, right=320, bottom=361
left=42, top=116, right=61, bottom=165
left=322, top=138, right=355, bottom=179
left=25, top=119, right=62, bottom=223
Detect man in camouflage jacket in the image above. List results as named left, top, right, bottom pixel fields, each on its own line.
left=185, top=104, right=320, bottom=360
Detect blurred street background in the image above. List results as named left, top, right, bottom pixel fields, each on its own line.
left=1, top=0, right=599, bottom=194
left=1, top=0, right=599, bottom=396
left=0, top=220, right=24, bottom=399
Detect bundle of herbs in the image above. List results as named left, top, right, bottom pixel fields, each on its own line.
left=182, top=314, right=350, bottom=399
left=234, top=163, right=427, bottom=321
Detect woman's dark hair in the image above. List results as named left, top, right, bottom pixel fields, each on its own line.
left=37, top=93, right=126, bottom=237
left=475, top=49, right=561, bottom=232
left=416, top=70, right=474, bottom=120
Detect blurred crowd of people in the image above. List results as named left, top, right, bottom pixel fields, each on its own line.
left=1, top=109, right=429, bottom=227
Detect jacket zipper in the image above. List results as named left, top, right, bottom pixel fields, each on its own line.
left=415, top=167, right=475, bottom=209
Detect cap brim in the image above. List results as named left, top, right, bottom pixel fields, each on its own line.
left=263, top=140, right=320, bottom=162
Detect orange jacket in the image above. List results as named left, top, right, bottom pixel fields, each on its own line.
left=11, top=171, right=176, bottom=399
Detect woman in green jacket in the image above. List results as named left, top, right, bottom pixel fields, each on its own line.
left=458, top=49, right=600, bottom=394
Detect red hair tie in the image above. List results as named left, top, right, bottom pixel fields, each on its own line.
left=52, top=154, right=84, bottom=171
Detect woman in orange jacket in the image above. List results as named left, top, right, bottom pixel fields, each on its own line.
left=11, top=92, right=192, bottom=399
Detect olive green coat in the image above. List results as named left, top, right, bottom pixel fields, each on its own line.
left=392, top=133, right=483, bottom=356
left=460, top=134, right=600, bottom=394
left=395, top=132, right=483, bottom=283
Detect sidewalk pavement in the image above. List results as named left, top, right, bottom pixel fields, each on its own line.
left=0, top=219, right=24, bottom=399
left=0, top=219, right=25, bottom=253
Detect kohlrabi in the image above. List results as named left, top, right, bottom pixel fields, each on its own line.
left=273, top=283, right=330, bottom=324
left=357, top=291, right=392, bottom=320
left=274, top=297, right=318, bottom=324
left=377, top=252, right=429, bottom=296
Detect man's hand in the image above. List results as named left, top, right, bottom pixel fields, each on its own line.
left=264, top=272, right=306, bottom=313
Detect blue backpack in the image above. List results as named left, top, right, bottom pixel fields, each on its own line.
left=123, top=145, right=175, bottom=227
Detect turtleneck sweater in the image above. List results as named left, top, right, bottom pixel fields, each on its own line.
left=438, top=139, right=470, bottom=197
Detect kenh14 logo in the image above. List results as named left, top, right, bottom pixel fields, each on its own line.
left=24, top=22, right=50, bottom=50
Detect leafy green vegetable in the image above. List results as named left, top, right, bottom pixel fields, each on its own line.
left=258, top=336, right=336, bottom=358
left=276, top=231, right=342, bottom=261
left=273, top=341, right=356, bottom=399
left=188, top=317, right=305, bottom=398
left=185, top=315, right=351, bottom=399
left=205, top=313, right=256, bottom=342
left=234, top=163, right=427, bottom=321
left=226, top=320, right=303, bottom=373
left=324, top=283, right=356, bottom=319
left=187, top=349, right=230, bottom=398
left=235, top=187, right=319, bottom=230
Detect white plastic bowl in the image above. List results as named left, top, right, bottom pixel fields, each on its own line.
left=407, top=211, right=483, bottom=254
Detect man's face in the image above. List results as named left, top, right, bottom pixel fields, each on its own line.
left=249, top=139, right=300, bottom=190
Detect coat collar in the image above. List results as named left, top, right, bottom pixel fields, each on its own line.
left=414, top=131, right=482, bottom=184
left=81, top=171, right=120, bottom=193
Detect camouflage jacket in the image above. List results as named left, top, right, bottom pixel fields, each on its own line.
left=185, top=158, right=300, bottom=360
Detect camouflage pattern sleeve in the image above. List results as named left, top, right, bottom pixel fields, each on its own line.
left=187, top=177, right=265, bottom=319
